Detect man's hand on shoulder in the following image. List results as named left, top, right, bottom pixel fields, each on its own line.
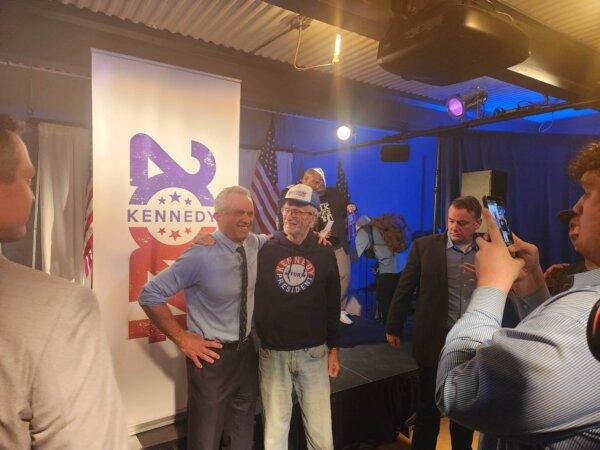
left=175, top=331, right=223, bottom=368
left=192, top=231, right=215, bottom=246
left=315, top=231, right=332, bottom=246
left=386, top=333, right=401, bottom=348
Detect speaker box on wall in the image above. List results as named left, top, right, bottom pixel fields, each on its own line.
left=461, top=170, right=507, bottom=232
left=380, top=144, right=410, bottom=162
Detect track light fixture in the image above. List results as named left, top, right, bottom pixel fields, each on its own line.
left=446, top=88, right=488, bottom=119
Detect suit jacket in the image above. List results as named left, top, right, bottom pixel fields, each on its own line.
left=0, top=255, right=128, bottom=449
left=386, top=233, right=449, bottom=367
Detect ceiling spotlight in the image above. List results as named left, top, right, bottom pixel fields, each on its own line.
left=446, top=88, right=488, bottom=119
left=336, top=125, right=353, bottom=141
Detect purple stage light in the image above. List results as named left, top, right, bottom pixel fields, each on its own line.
left=446, top=97, right=464, bottom=118
left=446, top=89, right=487, bottom=119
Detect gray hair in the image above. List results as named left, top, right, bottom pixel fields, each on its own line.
left=214, top=186, right=253, bottom=213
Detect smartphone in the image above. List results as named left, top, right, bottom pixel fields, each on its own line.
left=482, top=196, right=514, bottom=246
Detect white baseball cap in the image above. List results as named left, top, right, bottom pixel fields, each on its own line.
left=279, top=184, right=320, bottom=210
left=308, top=167, right=326, bottom=186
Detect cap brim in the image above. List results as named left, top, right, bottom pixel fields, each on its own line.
left=556, top=209, right=576, bottom=223
left=279, top=197, right=311, bottom=208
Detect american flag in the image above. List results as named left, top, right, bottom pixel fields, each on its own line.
left=336, top=159, right=356, bottom=241
left=336, top=159, right=351, bottom=205
left=83, top=173, right=93, bottom=278
left=251, top=116, right=279, bottom=234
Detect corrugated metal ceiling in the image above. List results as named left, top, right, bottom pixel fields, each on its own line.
left=55, top=0, right=598, bottom=113
left=501, top=0, right=600, bottom=51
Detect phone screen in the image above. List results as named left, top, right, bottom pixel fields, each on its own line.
left=484, top=197, right=514, bottom=246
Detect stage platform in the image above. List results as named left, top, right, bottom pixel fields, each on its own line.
left=135, top=320, right=419, bottom=450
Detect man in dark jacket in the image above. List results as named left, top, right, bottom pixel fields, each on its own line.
left=386, top=196, right=482, bottom=450
left=256, top=183, right=341, bottom=450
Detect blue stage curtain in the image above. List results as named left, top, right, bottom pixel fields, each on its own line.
left=438, top=132, right=598, bottom=269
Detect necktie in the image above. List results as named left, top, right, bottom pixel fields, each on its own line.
left=236, top=245, right=248, bottom=346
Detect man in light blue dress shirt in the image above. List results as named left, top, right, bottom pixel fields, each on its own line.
left=436, top=142, right=600, bottom=449
left=139, top=186, right=267, bottom=450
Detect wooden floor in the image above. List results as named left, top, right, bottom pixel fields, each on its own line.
left=378, top=418, right=480, bottom=450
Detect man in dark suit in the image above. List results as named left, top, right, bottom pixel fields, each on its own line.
left=386, top=196, right=482, bottom=450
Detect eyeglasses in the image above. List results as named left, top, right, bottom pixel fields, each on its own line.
left=282, top=207, right=315, bottom=218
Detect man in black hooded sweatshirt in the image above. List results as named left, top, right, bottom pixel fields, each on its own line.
left=255, top=183, right=341, bottom=450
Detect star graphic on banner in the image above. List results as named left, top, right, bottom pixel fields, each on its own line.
left=158, top=197, right=166, bottom=205
left=170, top=230, right=181, bottom=241
left=170, top=191, right=181, bottom=202
left=185, top=198, right=192, bottom=205
left=158, top=228, right=166, bottom=235
left=184, top=227, right=192, bottom=235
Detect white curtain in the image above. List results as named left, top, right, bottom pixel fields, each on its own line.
left=239, top=148, right=294, bottom=191
left=38, top=123, right=91, bottom=284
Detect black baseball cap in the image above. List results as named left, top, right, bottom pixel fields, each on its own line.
left=556, top=209, right=577, bottom=223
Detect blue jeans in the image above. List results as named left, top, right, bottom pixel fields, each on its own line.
left=259, top=344, right=333, bottom=450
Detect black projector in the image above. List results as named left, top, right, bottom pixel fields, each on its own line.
left=377, top=2, right=530, bottom=85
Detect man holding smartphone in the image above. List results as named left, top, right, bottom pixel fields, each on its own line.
left=386, top=195, right=482, bottom=450
left=436, top=142, right=600, bottom=449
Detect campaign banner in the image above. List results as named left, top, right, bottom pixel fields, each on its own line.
left=91, top=50, right=240, bottom=432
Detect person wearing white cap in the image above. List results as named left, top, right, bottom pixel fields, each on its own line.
left=544, top=209, right=591, bottom=295
left=255, top=183, right=341, bottom=450
left=279, top=168, right=356, bottom=324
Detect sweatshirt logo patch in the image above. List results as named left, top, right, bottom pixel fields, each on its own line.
left=275, top=256, right=315, bottom=294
